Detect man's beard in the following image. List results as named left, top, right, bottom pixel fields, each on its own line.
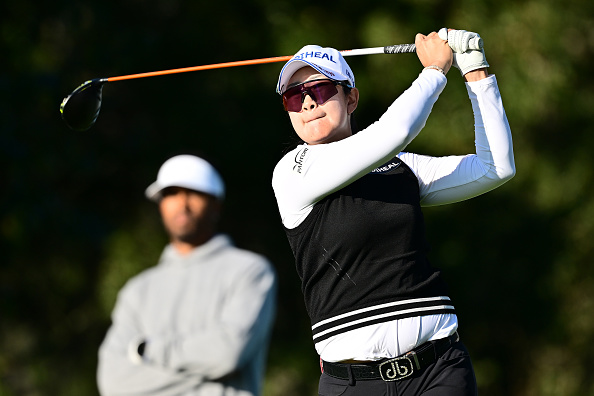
left=175, top=229, right=203, bottom=244
left=165, top=217, right=214, bottom=247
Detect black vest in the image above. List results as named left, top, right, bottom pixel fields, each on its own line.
left=284, top=157, right=454, bottom=342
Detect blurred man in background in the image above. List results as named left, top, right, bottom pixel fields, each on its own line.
left=97, top=154, right=277, bottom=396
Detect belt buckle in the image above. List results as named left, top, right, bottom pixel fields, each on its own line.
left=379, top=354, right=416, bottom=381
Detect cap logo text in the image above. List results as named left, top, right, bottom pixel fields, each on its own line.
left=294, top=51, right=336, bottom=64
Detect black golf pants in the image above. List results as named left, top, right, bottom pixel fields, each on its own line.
left=318, top=341, right=478, bottom=396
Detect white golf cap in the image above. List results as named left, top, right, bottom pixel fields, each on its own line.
left=145, top=155, right=225, bottom=201
left=276, top=45, right=355, bottom=94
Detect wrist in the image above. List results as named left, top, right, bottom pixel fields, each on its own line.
left=423, top=65, right=446, bottom=75
left=463, top=68, right=489, bottom=82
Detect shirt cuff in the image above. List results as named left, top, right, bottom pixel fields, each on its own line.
left=465, top=74, right=498, bottom=91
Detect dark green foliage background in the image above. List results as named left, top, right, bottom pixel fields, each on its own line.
left=2, top=0, right=594, bottom=395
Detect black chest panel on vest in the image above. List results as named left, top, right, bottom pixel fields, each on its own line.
left=284, top=157, right=448, bottom=325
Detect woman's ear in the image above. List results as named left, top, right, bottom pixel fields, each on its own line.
left=347, top=88, right=359, bottom=115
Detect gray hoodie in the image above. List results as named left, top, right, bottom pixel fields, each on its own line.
left=98, top=234, right=277, bottom=396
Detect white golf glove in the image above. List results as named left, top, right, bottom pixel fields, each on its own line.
left=438, top=28, right=489, bottom=76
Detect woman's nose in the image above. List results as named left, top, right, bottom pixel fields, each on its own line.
left=301, top=94, right=318, bottom=111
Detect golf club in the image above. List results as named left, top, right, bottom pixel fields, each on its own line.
left=60, top=37, right=481, bottom=131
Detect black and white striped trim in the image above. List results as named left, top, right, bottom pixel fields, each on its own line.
left=312, top=296, right=455, bottom=343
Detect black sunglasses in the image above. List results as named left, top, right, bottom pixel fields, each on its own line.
left=282, top=79, right=351, bottom=112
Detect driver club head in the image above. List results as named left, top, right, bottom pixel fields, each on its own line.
left=60, top=78, right=106, bottom=131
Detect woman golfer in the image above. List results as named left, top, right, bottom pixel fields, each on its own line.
left=272, top=29, right=515, bottom=395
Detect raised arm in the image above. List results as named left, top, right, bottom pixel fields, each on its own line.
left=400, top=73, right=515, bottom=206
left=273, top=70, right=447, bottom=228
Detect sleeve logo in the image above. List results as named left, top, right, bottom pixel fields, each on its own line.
left=293, top=147, right=309, bottom=174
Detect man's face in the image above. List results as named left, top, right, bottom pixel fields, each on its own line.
left=158, top=187, right=220, bottom=245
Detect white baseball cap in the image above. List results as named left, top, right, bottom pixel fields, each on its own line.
left=276, top=45, right=355, bottom=94
left=145, top=155, right=225, bottom=201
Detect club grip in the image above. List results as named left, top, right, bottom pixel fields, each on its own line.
left=384, top=44, right=417, bottom=54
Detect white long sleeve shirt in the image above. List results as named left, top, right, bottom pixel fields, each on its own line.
left=97, top=234, right=277, bottom=396
left=272, top=70, right=515, bottom=362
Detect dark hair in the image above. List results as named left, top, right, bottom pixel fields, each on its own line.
left=340, top=84, right=359, bottom=134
